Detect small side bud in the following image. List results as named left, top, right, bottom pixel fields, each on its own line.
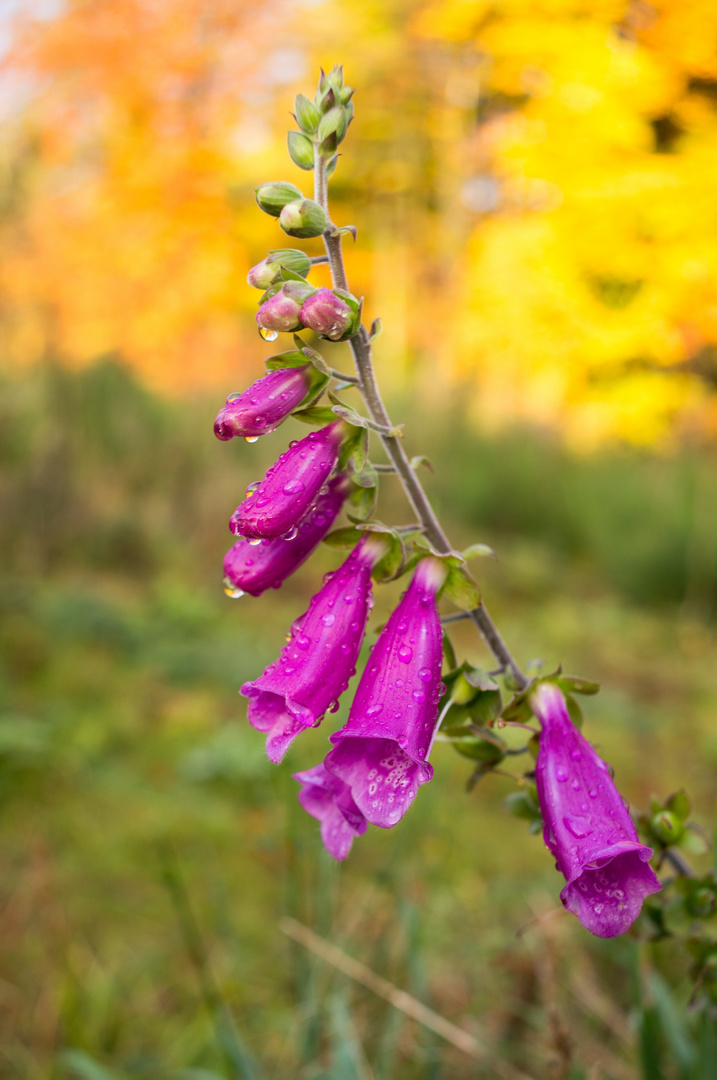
left=255, top=181, right=303, bottom=217
left=287, top=131, right=314, bottom=171
left=279, top=198, right=328, bottom=239
left=650, top=810, right=684, bottom=845
left=247, top=248, right=312, bottom=290
left=299, top=287, right=358, bottom=341
left=295, top=93, right=321, bottom=135
left=256, top=280, right=316, bottom=334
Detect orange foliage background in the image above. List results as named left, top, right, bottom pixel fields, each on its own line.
left=3, top=0, right=717, bottom=445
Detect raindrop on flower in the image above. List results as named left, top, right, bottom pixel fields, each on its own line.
left=223, top=576, right=244, bottom=599
left=244, top=436, right=259, bottom=444
left=366, top=704, right=383, bottom=717
left=418, top=668, right=432, bottom=683
left=556, top=766, right=569, bottom=782
left=281, top=525, right=299, bottom=541
left=295, top=634, right=311, bottom=650
left=259, top=327, right=279, bottom=342
left=248, top=537, right=262, bottom=546
left=397, top=644, right=413, bottom=663
left=321, top=613, right=336, bottom=627
left=282, top=479, right=305, bottom=496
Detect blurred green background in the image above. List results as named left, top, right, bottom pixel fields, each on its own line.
left=2, top=361, right=717, bottom=1078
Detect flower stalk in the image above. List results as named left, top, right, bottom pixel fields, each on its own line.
left=312, top=144, right=527, bottom=689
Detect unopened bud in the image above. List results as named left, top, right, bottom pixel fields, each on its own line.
left=650, top=810, right=683, bottom=845
left=255, top=181, right=303, bottom=217
left=279, top=198, right=327, bottom=239
left=247, top=249, right=311, bottom=290
left=450, top=673, right=478, bottom=706
left=256, top=281, right=315, bottom=334
left=299, top=287, right=357, bottom=340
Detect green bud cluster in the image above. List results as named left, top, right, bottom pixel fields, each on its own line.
left=288, top=64, right=354, bottom=169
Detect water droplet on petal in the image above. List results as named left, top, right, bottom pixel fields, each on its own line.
left=589, top=789, right=598, bottom=799
left=398, top=645, right=413, bottom=663
left=254, top=416, right=267, bottom=429
left=248, top=537, right=262, bottom=546
left=295, top=634, right=311, bottom=650
left=329, top=699, right=340, bottom=713
left=571, top=749, right=582, bottom=761
left=244, top=436, right=259, bottom=444
left=412, top=689, right=426, bottom=702
left=556, top=766, right=569, bottom=782
left=366, top=704, right=383, bottom=717
left=259, top=327, right=278, bottom=342
left=321, top=613, right=336, bottom=627
left=282, top=479, right=305, bottom=496
left=564, top=817, right=592, bottom=839
left=571, top=779, right=580, bottom=791
left=223, top=576, right=244, bottom=599
left=281, top=525, right=299, bottom=541
left=418, top=668, right=432, bottom=683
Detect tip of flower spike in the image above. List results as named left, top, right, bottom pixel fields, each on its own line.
left=413, top=556, right=449, bottom=594
left=357, top=532, right=391, bottom=566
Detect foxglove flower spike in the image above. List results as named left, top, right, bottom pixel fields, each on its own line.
left=241, top=534, right=387, bottom=762
left=532, top=682, right=661, bottom=938
left=230, top=420, right=346, bottom=540
left=325, top=557, right=447, bottom=830
left=214, top=366, right=313, bottom=440
left=223, top=475, right=349, bottom=596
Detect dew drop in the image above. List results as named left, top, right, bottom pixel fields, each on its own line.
left=282, top=479, right=305, bottom=496
left=589, top=789, right=598, bottom=799
left=340, top=642, right=351, bottom=654
left=398, top=644, right=413, bottom=664
left=418, top=668, right=432, bottom=683
left=394, top=679, right=403, bottom=688
left=248, top=537, right=263, bottom=546
left=281, top=525, right=299, bottom=541
left=329, top=699, right=340, bottom=713
left=412, top=689, right=426, bottom=703
left=284, top=665, right=295, bottom=675
left=564, top=817, right=592, bottom=839
left=571, top=779, right=580, bottom=791
left=366, top=705, right=383, bottom=717
left=223, top=576, right=244, bottom=599
left=555, top=766, right=569, bottom=782
left=295, top=634, right=311, bottom=650
left=321, top=613, right=336, bottom=627
left=259, top=327, right=279, bottom=342
left=254, top=416, right=267, bottom=429
left=244, top=436, right=259, bottom=444
left=571, top=749, right=582, bottom=761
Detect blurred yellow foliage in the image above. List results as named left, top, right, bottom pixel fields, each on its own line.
left=2, top=0, right=717, bottom=444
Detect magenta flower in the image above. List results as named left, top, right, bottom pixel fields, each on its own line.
left=293, top=763, right=367, bottom=860
left=230, top=420, right=346, bottom=540
left=324, top=557, right=447, bottom=830
left=214, top=367, right=312, bottom=441
left=223, top=475, right=349, bottom=596
left=256, top=281, right=315, bottom=334
left=241, top=535, right=387, bottom=762
left=531, top=682, right=661, bottom=938
left=299, top=288, right=355, bottom=341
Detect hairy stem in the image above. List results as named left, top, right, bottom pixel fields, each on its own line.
left=313, top=148, right=526, bottom=689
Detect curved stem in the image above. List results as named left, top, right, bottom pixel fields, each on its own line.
left=313, top=148, right=527, bottom=689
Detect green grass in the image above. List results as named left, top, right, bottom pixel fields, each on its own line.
left=1, top=361, right=716, bottom=1079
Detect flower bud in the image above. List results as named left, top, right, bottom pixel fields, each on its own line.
left=247, top=249, right=311, bottom=290
left=299, top=287, right=357, bottom=341
left=255, top=181, right=303, bottom=217
left=650, top=810, right=684, bottom=845
left=279, top=198, right=327, bottom=239
left=214, top=366, right=313, bottom=440
left=256, top=281, right=316, bottom=334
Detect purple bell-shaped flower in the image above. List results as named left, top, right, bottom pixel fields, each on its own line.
left=324, top=556, right=447, bottom=830
left=223, top=475, right=349, bottom=597
left=230, top=420, right=346, bottom=541
left=241, top=534, right=388, bottom=762
left=299, top=288, right=356, bottom=341
left=293, top=763, right=367, bottom=860
left=531, top=682, right=661, bottom=938
left=214, top=367, right=312, bottom=441
left=256, top=281, right=315, bottom=335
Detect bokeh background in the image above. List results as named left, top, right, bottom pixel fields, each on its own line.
left=2, top=1, right=717, bottom=1077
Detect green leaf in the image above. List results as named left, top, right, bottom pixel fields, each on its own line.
left=292, top=405, right=337, bottom=425
left=325, top=154, right=339, bottom=179
left=287, top=130, right=314, bottom=170
left=442, top=632, right=457, bottom=671
left=323, top=527, right=363, bottom=549
left=295, top=94, right=321, bottom=134
left=441, top=563, right=481, bottom=611
left=557, top=674, right=600, bottom=696
left=264, top=348, right=311, bottom=373
left=351, top=462, right=377, bottom=489
left=504, top=787, right=542, bottom=825
left=665, top=789, right=692, bottom=822
left=446, top=732, right=506, bottom=764
left=681, top=827, right=709, bottom=855
left=369, top=317, right=382, bottom=341
left=564, top=693, right=584, bottom=731
left=317, top=106, right=347, bottom=143
left=464, top=666, right=500, bottom=691
left=462, top=543, right=496, bottom=560
left=337, top=423, right=366, bottom=472
left=410, top=454, right=434, bottom=472
left=348, top=485, right=376, bottom=521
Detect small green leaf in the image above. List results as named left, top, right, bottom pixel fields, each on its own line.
left=295, top=93, right=321, bottom=134
left=557, top=675, right=600, bottom=696
left=333, top=225, right=357, bottom=242
left=369, top=317, right=382, bottom=341
left=287, top=130, right=314, bottom=170
left=337, top=423, right=366, bottom=472
left=666, top=789, right=692, bottom=822
left=564, top=693, right=584, bottom=731
left=441, top=563, right=481, bottom=611
left=442, top=632, right=457, bottom=671
left=317, top=105, right=347, bottom=143
left=331, top=403, right=368, bottom=429
left=292, top=405, right=337, bottom=425
left=323, top=527, right=363, bottom=549
left=464, top=666, right=500, bottom=692
left=325, top=154, right=339, bottom=179
left=504, top=787, right=542, bottom=825
left=348, top=485, right=377, bottom=520
left=462, top=543, right=496, bottom=560
left=264, top=348, right=310, bottom=373
left=681, top=826, right=709, bottom=855
left=410, top=455, right=434, bottom=472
